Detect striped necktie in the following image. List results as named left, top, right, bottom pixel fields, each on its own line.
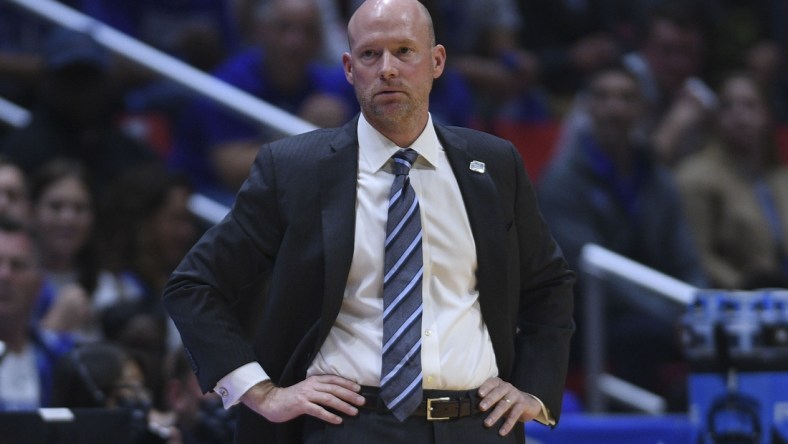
left=380, top=148, right=423, bottom=421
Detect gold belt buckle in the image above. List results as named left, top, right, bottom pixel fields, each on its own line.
left=426, top=397, right=451, bottom=421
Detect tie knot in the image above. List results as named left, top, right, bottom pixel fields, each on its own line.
left=391, top=149, right=419, bottom=176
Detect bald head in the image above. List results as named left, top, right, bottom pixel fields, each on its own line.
left=341, top=0, right=446, bottom=147
left=348, top=0, right=435, bottom=49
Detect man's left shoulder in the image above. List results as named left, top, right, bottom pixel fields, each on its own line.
left=437, top=125, right=518, bottom=164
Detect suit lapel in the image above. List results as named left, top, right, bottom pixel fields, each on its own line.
left=436, top=126, right=510, bottom=358
left=316, top=118, right=359, bottom=350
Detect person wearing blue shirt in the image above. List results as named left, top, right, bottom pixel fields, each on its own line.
left=0, top=216, right=73, bottom=411
left=169, top=0, right=358, bottom=205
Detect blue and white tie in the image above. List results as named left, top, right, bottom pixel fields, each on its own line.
left=380, top=148, right=423, bottom=421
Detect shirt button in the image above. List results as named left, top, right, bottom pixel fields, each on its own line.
left=217, top=387, right=229, bottom=398
left=426, top=376, right=434, bottom=384
left=424, top=330, right=432, bottom=337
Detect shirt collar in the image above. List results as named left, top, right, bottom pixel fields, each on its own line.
left=358, top=113, right=441, bottom=173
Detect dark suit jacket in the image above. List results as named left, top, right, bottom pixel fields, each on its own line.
left=163, top=117, right=575, bottom=443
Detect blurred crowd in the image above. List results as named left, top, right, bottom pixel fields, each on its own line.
left=0, top=0, right=787, bottom=440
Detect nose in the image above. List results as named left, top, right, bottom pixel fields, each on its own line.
left=379, top=51, right=398, bottom=79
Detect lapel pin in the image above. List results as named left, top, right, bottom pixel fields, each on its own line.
left=469, top=160, right=486, bottom=174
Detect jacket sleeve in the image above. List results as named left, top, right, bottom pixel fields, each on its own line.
left=508, top=146, right=576, bottom=424
left=163, top=145, right=283, bottom=393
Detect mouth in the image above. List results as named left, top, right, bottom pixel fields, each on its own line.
left=376, top=89, right=404, bottom=97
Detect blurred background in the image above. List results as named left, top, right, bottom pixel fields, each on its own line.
left=0, top=0, right=787, bottom=443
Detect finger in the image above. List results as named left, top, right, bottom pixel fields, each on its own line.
left=498, top=406, right=523, bottom=436
left=307, top=387, right=361, bottom=417
left=482, top=394, right=514, bottom=428
left=477, top=377, right=502, bottom=398
left=302, top=401, right=345, bottom=425
left=478, top=385, right=509, bottom=412
left=315, top=382, right=365, bottom=407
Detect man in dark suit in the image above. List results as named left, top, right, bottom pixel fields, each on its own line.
left=163, top=0, right=574, bottom=442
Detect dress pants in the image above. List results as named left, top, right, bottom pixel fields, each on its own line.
left=302, top=409, right=519, bottom=444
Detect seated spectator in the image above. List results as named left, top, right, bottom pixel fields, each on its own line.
left=52, top=342, right=177, bottom=443
left=96, top=163, right=198, bottom=352
left=517, top=0, right=623, bottom=99
left=0, top=27, right=160, bottom=194
left=28, top=159, right=113, bottom=342
left=413, top=0, right=544, bottom=124
left=622, top=1, right=716, bottom=166
left=169, top=0, right=356, bottom=204
left=550, top=2, right=716, bottom=169
left=676, top=72, right=788, bottom=289
left=745, top=40, right=788, bottom=123
left=100, top=300, right=170, bottom=419
left=0, top=215, right=73, bottom=411
left=538, top=65, right=706, bottom=408
left=0, top=157, right=31, bottom=225
left=74, top=0, right=241, bottom=125
left=163, top=348, right=236, bottom=444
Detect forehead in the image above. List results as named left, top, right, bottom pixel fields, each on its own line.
left=721, top=77, right=758, bottom=98
left=0, top=166, right=26, bottom=186
left=269, top=0, right=319, bottom=22
left=349, top=6, right=429, bottom=48
left=591, top=71, right=638, bottom=92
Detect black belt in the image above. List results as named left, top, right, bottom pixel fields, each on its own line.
left=359, top=386, right=482, bottom=421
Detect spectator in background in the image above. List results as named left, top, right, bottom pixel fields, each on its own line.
left=415, top=0, right=544, bottom=124
left=100, top=300, right=171, bottom=420
left=28, top=159, right=112, bottom=342
left=235, top=0, right=353, bottom=64
left=517, top=0, right=623, bottom=101
left=169, top=0, right=357, bottom=204
left=97, top=163, right=198, bottom=351
left=538, top=65, right=705, bottom=407
left=622, top=1, right=716, bottom=166
left=163, top=348, right=236, bottom=444
left=0, top=216, right=73, bottom=411
left=88, top=163, right=197, bottom=410
left=745, top=40, right=788, bottom=123
left=0, top=27, right=160, bottom=194
left=73, top=0, right=241, bottom=122
left=0, top=157, right=31, bottom=225
left=52, top=342, right=179, bottom=443
left=676, top=73, right=788, bottom=289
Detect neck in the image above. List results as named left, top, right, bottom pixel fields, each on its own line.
left=369, top=114, right=429, bottom=148
left=42, top=252, right=74, bottom=273
left=0, top=323, right=29, bottom=354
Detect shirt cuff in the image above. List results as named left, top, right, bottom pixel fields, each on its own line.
left=214, top=362, right=269, bottom=409
left=525, top=393, right=556, bottom=426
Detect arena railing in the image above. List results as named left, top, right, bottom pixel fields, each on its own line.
left=580, top=243, right=697, bottom=414
left=4, top=0, right=326, bottom=224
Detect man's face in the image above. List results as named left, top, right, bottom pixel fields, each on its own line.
left=642, top=20, right=703, bottom=97
left=0, top=166, right=30, bottom=225
left=0, top=231, right=41, bottom=322
left=343, top=1, right=445, bottom=131
left=717, top=76, right=770, bottom=153
left=260, top=0, right=322, bottom=70
left=588, top=71, right=643, bottom=145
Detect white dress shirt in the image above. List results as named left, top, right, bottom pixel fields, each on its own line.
left=306, top=114, right=497, bottom=388
left=214, top=114, right=497, bottom=407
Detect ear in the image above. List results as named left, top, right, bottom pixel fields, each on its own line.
left=342, top=52, right=354, bottom=85
left=432, top=44, right=446, bottom=79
